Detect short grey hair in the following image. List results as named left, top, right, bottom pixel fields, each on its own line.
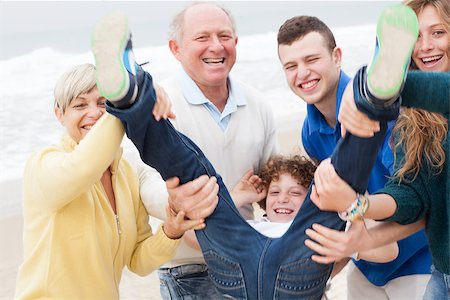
left=169, top=1, right=237, bottom=43
left=54, top=64, right=97, bottom=113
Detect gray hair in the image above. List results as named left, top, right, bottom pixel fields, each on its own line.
left=54, top=64, right=97, bottom=113
left=169, top=1, right=237, bottom=43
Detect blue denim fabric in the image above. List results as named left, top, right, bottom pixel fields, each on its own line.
left=331, top=66, right=391, bottom=194
left=423, top=265, right=450, bottom=300
left=158, top=264, right=221, bottom=300
left=107, top=72, right=388, bottom=299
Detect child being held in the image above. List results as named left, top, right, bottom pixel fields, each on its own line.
left=186, top=154, right=399, bottom=264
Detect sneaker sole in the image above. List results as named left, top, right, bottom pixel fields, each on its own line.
left=367, top=4, right=419, bottom=99
left=91, top=12, right=130, bottom=101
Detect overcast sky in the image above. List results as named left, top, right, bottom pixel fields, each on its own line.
left=0, top=1, right=394, bottom=59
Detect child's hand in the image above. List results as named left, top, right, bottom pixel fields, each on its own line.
left=162, top=206, right=205, bottom=239
left=231, top=169, right=267, bottom=208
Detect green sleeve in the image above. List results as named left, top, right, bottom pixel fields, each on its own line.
left=401, top=71, right=450, bottom=113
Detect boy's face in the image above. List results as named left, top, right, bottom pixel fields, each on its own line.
left=265, top=173, right=308, bottom=223
left=278, top=32, right=341, bottom=107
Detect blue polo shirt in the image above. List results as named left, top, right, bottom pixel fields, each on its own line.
left=302, top=71, right=431, bottom=286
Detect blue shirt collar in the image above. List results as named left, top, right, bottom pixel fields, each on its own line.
left=306, top=70, right=351, bottom=135
left=178, top=68, right=246, bottom=130
left=178, top=68, right=246, bottom=107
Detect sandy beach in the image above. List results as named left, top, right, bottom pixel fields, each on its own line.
left=0, top=109, right=348, bottom=299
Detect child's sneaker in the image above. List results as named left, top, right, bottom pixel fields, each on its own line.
left=366, top=3, right=419, bottom=103
left=91, top=12, right=141, bottom=108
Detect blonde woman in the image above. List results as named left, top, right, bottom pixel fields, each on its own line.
left=307, top=0, right=450, bottom=298
left=15, top=64, right=206, bottom=299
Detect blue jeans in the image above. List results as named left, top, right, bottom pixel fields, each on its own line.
left=423, top=265, right=450, bottom=300
left=331, top=66, right=390, bottom=194
left=158, top=264, right=221, bottom=300
left=106, top=71, right=391, bottom=299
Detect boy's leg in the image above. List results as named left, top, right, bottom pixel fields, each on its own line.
left=333, top=3, right=418, bottom=193
left=355, top=3, right=419, bottom=121
left=92, top=12, right=266, bottom=299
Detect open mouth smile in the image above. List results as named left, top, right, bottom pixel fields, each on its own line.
left=203, top=58, right=225, bottom=64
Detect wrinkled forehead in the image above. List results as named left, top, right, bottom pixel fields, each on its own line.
left=182, top=4, right=235, bottom=35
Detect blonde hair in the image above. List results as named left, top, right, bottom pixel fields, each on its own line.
left=404, top=0, right=450, bottom=32
left=393, top=0, right=449, bottom=181
left=169, top=1, right=236, bottom=43
left=54, top=64, right=97, bottom=113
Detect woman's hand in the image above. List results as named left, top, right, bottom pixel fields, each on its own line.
left=153, top=85, right=176, bottom=121
left=339, top=81, right=380, bottom=138
left=231, top=169, right=266, bottom=208
left=311, top=158, right=356, bottom=212
left=162, top=206, right=205, bottom=240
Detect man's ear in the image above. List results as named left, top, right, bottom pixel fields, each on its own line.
left=332, top=47, right=342, bottom=68
left=169, top=39, right=182, bottom=61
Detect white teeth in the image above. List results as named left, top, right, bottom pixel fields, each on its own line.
left=275, top=208, right=293, bottom=214
left=422, top=55, right=442, bottom=63
left=203, top=58, right=224, bottom=63
left=301, top=80, right=317, bottom=89
left=83, top=126, right=92, bottom=130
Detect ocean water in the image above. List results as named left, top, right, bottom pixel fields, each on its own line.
left=0, top=1, right=387, bottom=214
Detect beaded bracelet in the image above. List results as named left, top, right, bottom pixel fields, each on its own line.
left=338, top=193, right=370, bottom=221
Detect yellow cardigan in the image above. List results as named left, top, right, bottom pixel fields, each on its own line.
left=15, top=114, right=180, bottom=299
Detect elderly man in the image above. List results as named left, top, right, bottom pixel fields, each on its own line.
left=128, top=2, right=277, bottom=299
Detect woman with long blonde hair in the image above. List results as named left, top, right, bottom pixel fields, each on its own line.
left=306, top=0, right=450, bottom=298
left=394, top=0, right=449, bottom=182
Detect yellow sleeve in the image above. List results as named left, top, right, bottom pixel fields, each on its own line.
left=128, top=197, right=180, bottom=276
left=25, top=114, right=124, bottom=212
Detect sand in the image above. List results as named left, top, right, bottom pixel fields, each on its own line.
left=0, top=109, right=348, bottom=299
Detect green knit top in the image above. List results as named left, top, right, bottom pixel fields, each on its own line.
left=378, top=71, right=450, bottom=275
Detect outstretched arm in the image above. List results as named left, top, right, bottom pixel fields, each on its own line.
left=311, top=158, right=397, bottom=220
left=305, top=218, right=424, bottom=264
left=402, top=71, right=450, bottom=113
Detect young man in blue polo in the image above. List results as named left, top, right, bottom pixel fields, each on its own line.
left=277, top=15, right=431, bottom=299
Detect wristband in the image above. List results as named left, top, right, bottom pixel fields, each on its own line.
left=338, top=194, right=370, bottom=221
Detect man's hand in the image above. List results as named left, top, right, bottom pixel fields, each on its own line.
left=305, top=220, right=368, bottom=264
left=311, top=158, right=356, bottom=212
left=166, top=175, right=219, bottom=220
left=305, top=219, right=425, bottom=264
left=339, top=81, right=380, bottom=138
